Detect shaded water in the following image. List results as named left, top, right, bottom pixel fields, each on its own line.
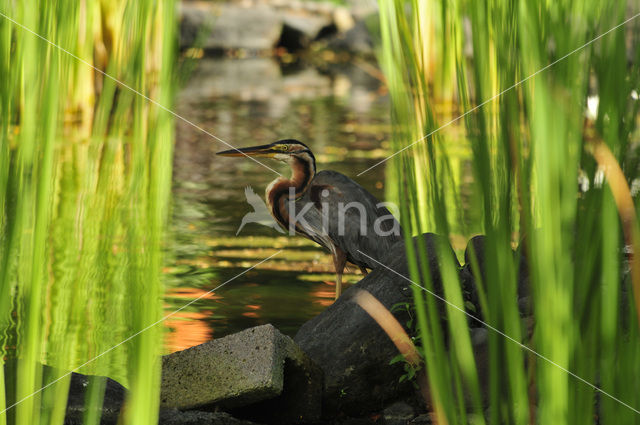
left=164, top=57, right=394, bottom=351
left=164, top=57, right=480, bottom=352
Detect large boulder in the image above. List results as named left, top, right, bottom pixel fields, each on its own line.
left=294, top=233, right=459, bottom=417
left=459, top=235, right=532, bottom=321
left=457, top=235, right=531, bottom=400
left=161, top=324, right=322, bottom=423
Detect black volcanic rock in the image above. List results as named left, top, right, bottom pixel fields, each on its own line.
left=294, top=233, right=459, bottom=417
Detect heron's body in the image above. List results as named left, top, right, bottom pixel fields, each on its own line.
left=217, top=139, right=402, bottom=298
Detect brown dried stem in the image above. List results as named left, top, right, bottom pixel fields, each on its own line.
left=588, top=139, right=640, bottom=330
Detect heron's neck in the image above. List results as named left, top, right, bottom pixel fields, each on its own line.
left=266, top=154, right=316, bottom=228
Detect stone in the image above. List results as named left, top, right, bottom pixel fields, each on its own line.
left=333, top=418, right=378, bottom=425
left=463, top=235, right=486, bottom=276
left=227, top=348, right=323, bottom=424
left=458, top=236, right=533, bottom=402
left=282, top=11, right=333, bottom=40
left=160, top=324, right=322, bottom=422
left=179, top=3, right=283, bottom=51
left=294, top=233, right=459, bottom=417
left=158, top=409, right=258, bottom=425
left=408, top=413, right=434, bottom=424
left=382, top=401, right=416, bottom=425
left=469, top=327, right=490, bottom=399
left=326, top=20, right=374, bottom=55
left=63, top=372, right=126, bottom=425
left=459, top=235, right=532, bottom=321
left=2, top=361, right=126, bottom=425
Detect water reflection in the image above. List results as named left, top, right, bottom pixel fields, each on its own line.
left=166, top=57, right=390, bottom=351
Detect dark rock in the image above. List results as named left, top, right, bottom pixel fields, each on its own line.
left=279, top=12, right=335, bottom=50
left=332, top=417, right=379, bottom=425
left=463, top=235, right=486, bottom=275
left=454, top=235, right=487, bottom=325
left=326, top=20, right=374, bottom=55
left=458, top=235, right=533, bottom=401
left=158, top=409, right=259, bottom=425
left=229, top=352, right=323, bottom=424
left=294, top=233, right=459, bottom=417
left=161, top=324, right=322, bottom=423
left=283, top=13, right=333, bottom=40
left=2, top=360, right=126, bottom=425
left=408, top=413, right=433, bottom=424
left=458, top=264, right=484, bottom=325
left=382, top=401, right=415, bottom=425
left=64, top=373, right=126, bottom=425
left=469, top=327, right=490, bottom=399
left=460, top=235, right=533, bottom=322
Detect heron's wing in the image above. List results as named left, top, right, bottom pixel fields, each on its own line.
left=289, top=170, right=402, bottom=269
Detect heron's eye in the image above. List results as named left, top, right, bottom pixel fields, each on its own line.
left=281, top=145, right=289, bottom=151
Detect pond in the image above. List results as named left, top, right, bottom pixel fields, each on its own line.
left=163, top=56, right=479, bottom=352
left=164, top=57, right=394, bottom=351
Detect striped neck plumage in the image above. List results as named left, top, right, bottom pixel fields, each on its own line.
left=266, top=151, right=316, bottom=204
left=288, top=152, right=316, bottom=197
left=265, top=151, right=316, bottom=231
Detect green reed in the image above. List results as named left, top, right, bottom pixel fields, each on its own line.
left=0, top=1, right=176, bottom=424
left=379, top=0, right=640, bottom=423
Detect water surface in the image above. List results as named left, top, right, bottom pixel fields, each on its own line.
left=165, top=57, right=394, bottom=351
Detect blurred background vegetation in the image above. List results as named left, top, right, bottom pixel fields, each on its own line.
left=379, top=0, right=640, bottom=423
left=0, top=0, right=175, bottom=423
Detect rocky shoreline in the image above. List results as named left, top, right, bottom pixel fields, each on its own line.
left=51, top=233, right=539, bottom=424
left=179, top=0, right=376, bottom=57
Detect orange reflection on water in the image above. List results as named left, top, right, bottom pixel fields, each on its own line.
left=164, top=287, right=225, bottom=352
left=242, top=303, right=261, bottom=318
left=310, top=285, right=335, bottom=307
left=164, top=310, right=213, bottom=353
left=166, top=287, right=222, bottom=300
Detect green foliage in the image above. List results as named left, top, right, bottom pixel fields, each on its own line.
left=389, top=301, right=423, bottom=386
left=379, top=0, right=640, bottom=423
left=0, top=0, right=176, bottom=424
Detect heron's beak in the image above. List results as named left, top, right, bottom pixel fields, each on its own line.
left=216, top=144, right=276, bottom=158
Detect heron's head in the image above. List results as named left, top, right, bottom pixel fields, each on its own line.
left=216, top=139, right=314, bottom=164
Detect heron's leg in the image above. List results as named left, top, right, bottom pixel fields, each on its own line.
left=359, top=265, right=368, bottom=275
left=332, top=248, right=347, bottom=300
